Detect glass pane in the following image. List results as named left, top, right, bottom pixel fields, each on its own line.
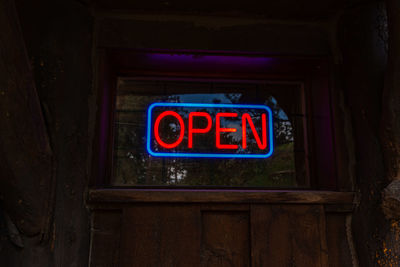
left=112, top=79, right=307, bottom=187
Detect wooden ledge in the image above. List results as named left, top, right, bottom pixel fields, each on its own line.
left=88, top=189, right=355, bottom=204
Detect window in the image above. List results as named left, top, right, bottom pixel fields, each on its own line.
left=90, top=50, right=350, bottom=267
left=112, top=79, right=308, bottom=187
left=93, top=50, right=335, bottom=190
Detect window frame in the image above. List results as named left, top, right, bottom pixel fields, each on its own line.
left=91, top=49, right=336, bottom=190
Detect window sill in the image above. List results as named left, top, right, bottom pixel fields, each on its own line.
left=88, top=188, right=355, bottom=205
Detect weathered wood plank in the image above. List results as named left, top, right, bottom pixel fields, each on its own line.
left=89, top=189, right=355, bottom=204
left=382, top=0, right=400, bottom=182
left=119, top=204, right=201, bottom=267
left=89, top=210, right=122, bottom=267
left=0, top=0, right=52, bottom=236
left=95, top=15, right=330, bottom=56
left=325, top=214, right=353, bottom=267
left=318, top=206, right=330, bottom=267
left=201, top=210, right=250, bottom=267
left=251, top=204, right=327, bottom=267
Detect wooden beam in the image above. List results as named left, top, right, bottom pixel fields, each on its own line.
left=88, top=189, right=355, bottom=204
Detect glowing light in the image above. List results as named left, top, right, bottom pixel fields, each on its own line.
left=216, top=112, right=238, bottom=149
left=154, top=110, right=185, bottom=149
left=188, top=112, right=212, bottom=148
left=242, top=113, right=267, bottom=149
left=146, top=103, right=274, bottom=158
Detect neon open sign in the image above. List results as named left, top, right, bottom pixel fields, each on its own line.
left=146, top=103, right=274, bottom=158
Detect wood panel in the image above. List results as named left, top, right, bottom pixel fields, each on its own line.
left=201, top=211, right=250, bottom=267
left=91, top=0, right=354, bottom=21
left=89, top=202, right=355, bottom=267
left=95, top=17, right=330, bottom=56
left=90, top=210, right=122, bottom=267
left=120, top=205, right=201, bottom=267
left=325, top=214, right=353, bottom=267
left=251, top=204, right=328, bottom=267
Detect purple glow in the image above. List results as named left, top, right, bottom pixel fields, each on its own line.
left=98, top=189, right=326, bottom=193
left=146, top=53, right=275, bottom=69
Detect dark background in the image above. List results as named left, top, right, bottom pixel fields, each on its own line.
left=0, top=0, right=399, bottom=266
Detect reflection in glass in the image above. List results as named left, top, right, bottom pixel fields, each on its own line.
left=112, top=79, right=306, bottom=187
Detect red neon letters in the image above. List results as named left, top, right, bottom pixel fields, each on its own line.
left=242, top=113, right=267, bottom=149
left=188, top=112, right=212, bottom=148
left=154, top=111, right=267, bottom=150
left=216, top=113, right=238, bottom=149
left=154, top=111, right=185, bottom=148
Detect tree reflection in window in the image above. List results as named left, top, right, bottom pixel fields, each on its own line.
left=113, top=80, right=306, bottom=187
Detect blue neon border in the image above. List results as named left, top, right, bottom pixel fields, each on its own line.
left=146, top=103, right=274, bottom=158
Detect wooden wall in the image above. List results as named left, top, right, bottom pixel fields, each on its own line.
left=2, top=0, right=397, bottom=266
left=89, top=190, right=355, bottom=267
